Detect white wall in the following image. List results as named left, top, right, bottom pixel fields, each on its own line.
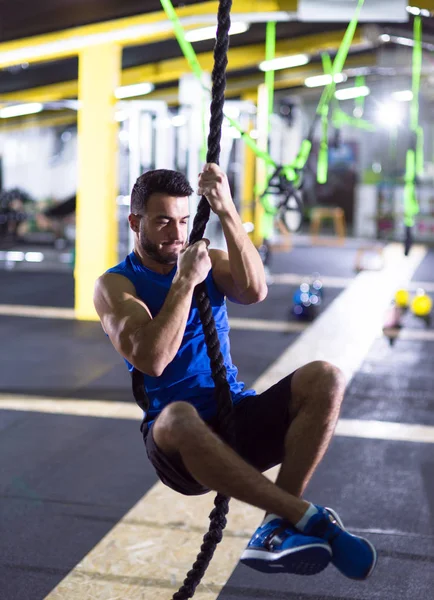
left=0, top=126, right=78, bottom=202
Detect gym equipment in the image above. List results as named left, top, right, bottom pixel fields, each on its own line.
left=292, top=274, right=324, bottom=321
left=384, top=287, right=433, bottom=345
left=382, top=303, right=405, bottom=346
left=0, top=188, right=33, bottom=244
left=395, top=289, right=410, bottom=309
left=261, top=165, right=304, bottom=233
left=411, top=289, right=433, bottom=319
left=159, top=0, right=365, bottom=245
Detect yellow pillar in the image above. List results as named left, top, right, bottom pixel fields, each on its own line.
left=75, top=43, right=121, bottom=320
left=253, top=83, right=268, bottom=248
left=240, top=94, right=256, bottom=235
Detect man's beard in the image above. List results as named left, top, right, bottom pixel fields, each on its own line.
left=139, top=234, right=180, bottom=265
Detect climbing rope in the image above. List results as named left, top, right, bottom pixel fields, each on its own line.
left=132, top=1, right=235, bottom=598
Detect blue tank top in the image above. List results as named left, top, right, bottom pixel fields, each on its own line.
left=106, top=251, right=255, bottom=423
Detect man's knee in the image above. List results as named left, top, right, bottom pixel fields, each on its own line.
left=292, top=361, right=346, bottom=411
left=153, top=401, right=200, bottom=452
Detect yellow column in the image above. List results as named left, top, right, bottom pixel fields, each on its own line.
left=75, top=43, right=121, bottom=320
left=240, top=94, right=256, bottom=235
left=253, top=83, right=268, bottom=247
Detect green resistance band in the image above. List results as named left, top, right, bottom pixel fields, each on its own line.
left=404, top=15, right=422, bottom=229
left=332, top=75, right=376, bottom=132
left=261, top=21, right=278, bottom=236
left=317, top=53, right=333, bottom=184
left=315, top=0, right=366, bottom=184
left=159, top=0, right=276, bottom=168
left=160, top=0, right=364, bottom=201
left=262, top=0, right=367, bottom=198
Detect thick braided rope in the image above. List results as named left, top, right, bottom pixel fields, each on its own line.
left=172, top=2, right=234, bottom=599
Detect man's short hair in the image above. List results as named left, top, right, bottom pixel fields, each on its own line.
left=130, top=169, right=194, bottom=213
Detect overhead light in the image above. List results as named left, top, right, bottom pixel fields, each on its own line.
left=115, top=82, right=154, bottom=99
left=388, top=35, right=414, bottom=47
left=171, top=114, right=187, bottom=127
left=392, top=90, right=413, bottom=102
left=335, top=86, right=370, bottom=101
left=376, top=102, right=403, bottom=127
left=25, top=252, right=44, bottom=263
left=304, top=73, right=347, bottom=88
left=185, top=22, right=249, bottom=43
left=0, top=102, right=43, bottom=118
left=407, top=6, right=431, bottom=17
left=223, top=105, right=241, bottom=119
left=259, top=53, right=309, bottom=72
left=4, top=251, right=24, bottom=262
left=380, top=34, right=391, bottom=42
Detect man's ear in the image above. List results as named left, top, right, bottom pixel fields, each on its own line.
left=128, top=213, right=140, bottom=233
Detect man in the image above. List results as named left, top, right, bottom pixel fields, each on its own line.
left=94, top=163, right=377, bottom=579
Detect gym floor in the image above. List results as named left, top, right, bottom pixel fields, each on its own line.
left=1, top=241, right=434, bottom=600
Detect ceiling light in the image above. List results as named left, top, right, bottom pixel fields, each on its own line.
left=259, top=54, right=309, bottom=72
left=407, top=6, right=431, bottom=17
left=380, top=34, right=391, bottom=42
left=407, top=6, right=420, bottom=15
left=185, top=21, right=249, bottom=43
left=171, top=114, right=187, bottom=127
left=376, top=102, right=403, bottom=127
left=389, top=35, right=414, bottom=47
left=0, top=102, right=43, bottom=118
left=25, top=252, right=44, bottom=263
left=5, top=251, right=24, bottom=262
left=304, top=73, right=347, bottom=88
left=115, top=82, right=154, bottom=99
left=392, top=90, right=413, bottom=102
left=335, top=86, right=370, bottom=101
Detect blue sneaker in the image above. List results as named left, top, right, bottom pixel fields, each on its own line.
left=240, top=518, right=332, bottom=575
left=301, top=506, right=377, bottom=580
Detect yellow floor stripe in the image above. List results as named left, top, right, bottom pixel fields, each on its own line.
left=2, top=396, right=434, bottom=444
left=382, top=327, right=434, bottom=342
left=0, top=304, right=307, bottom=334
left=228, top=317, right=307, bottom=333
left=0, top=395, right=141, bottom=419
left=336, top=419, right=434, bottom=444
left=44, top=481, right=270, bottom=600
left=271, top=273, right=353, bottom=287
left=0, top=304, right=75, bottom=319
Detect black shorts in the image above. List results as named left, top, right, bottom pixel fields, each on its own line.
left=141, top=372, right=295, bottom=496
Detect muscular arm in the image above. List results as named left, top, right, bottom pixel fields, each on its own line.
left=94, top=272, right=195, bottom=377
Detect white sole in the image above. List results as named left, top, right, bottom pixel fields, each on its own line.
left=325, top=506, right=378, bottom=580
left=240, top=542, right=332, bottom=576
left=241, top=543, right=332, bottom=562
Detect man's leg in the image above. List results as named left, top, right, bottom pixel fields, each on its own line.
left=153, top=401, right=311, bottom=525
left=274, top=360, right=346, bottom=498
